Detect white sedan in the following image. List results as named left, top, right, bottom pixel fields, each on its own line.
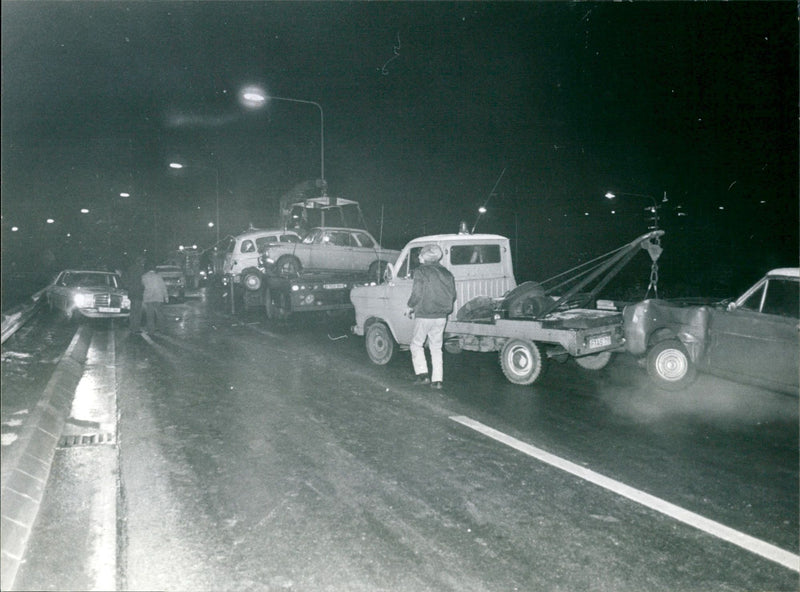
left=47, top=269, right=131, bottom=320
left=260, top=227, right=400, bottom=280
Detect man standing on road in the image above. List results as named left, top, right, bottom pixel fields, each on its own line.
left=407, top=244, right=456, bottom=390
left=124, top=255, right=145, bottom=334
left=142, top=264, right=169, bottom=334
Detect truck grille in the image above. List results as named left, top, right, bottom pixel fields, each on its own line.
left=94, top=294, right=123, bottom=308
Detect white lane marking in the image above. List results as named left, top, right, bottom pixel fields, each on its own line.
left=450, top=415, right=800, bottom=573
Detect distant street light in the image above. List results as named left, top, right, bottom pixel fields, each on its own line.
left=604, top=191, right=668, bottom=230
left=239, top=86, right=326, bottom=193
left=169, top=162, right=220, bottom=244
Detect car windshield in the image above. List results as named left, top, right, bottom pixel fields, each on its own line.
left=302, top=229, right=324, bottom=244
left=63, top=272, right=119, bottom=288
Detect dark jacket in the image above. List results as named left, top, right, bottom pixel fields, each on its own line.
left=407, top=262, right=456, bottom=318
left=124, top=261, right=145, bottom=299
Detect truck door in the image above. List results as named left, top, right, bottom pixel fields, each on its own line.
left=383, top=246, right=424, bottom=345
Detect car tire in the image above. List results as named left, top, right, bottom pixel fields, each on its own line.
left=241, top=268, right=262, bottom=291
left=575, top=351, right=613, bottom=370
left=499, top=339, right=546, bottom=385
left=275, top=255, right=301, bottom=277
left=366, top=321, right=394, bottom=365
left=646, top=339, right=697, bottom=390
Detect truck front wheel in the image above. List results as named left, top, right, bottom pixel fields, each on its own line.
left=366, top=321, right=394, bottom=365
left=265, top=288, right=291, bottom=321
left=500, top=339, right=545, bottom=385
left=646, top=339, right=696, bottom=390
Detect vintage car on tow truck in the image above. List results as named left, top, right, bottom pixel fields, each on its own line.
left=623, top=267, right=799, bottom=394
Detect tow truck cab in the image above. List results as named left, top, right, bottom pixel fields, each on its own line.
left=351, top=233, right=516, bottom=345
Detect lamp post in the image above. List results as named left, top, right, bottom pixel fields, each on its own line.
left=604, top=191, right=667, bottom=230
left=239, top=87, right=326, bottom=193
left=169, top=162, right=220, bottom=244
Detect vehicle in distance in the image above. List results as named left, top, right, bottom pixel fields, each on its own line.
left=623, top=267, right=799, bottom=394
left=156, top=264, right=186, bottom=301
left=47, top=269, right=131, bottom=320
left=260, top=227, right=400, bottom=281
left=222, top=228, right=302, bottom=284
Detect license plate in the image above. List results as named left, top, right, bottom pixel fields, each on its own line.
left=98, top=307, right=120, bottom=313
left=323, top=283, right=346, bottom=289
left=588, top=334, right=612, bottom=349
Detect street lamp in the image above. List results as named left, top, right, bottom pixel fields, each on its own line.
left=239, top=86, right=326, bottom=193
left=604, top=191, right=668, bottom=230
left=169, top=162, right=220, bottom=244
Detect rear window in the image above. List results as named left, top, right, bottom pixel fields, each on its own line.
left=450, top=244, right=501, bottom=265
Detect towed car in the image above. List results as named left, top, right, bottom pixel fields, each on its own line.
left=260, top=227, right=400, bottom=279
left=47, top=269, right=131, bottom=320
left=623, top=268, right=799, bottom=394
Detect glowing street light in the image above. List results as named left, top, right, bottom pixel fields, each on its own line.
left=169, top=162, right=220, bottom=243
left=239, top=85, right=326, bottom=192
left=604, top=191, right=668, bottom=230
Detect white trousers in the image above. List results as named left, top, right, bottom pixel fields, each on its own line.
left=410, top=317, right=447, bottom=382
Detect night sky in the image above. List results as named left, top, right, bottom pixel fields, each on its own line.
left=2, top=1, right=798, bottom=297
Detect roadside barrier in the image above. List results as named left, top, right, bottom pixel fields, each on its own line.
left=1, top=288, right=47, bottom=345
left=0, top=324, right=91, bottom=590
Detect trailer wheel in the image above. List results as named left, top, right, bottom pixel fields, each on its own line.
left=366, top=321, right=394, bottom=365
left=499, top=339, right=545, bottom=385
left=646, top=339, right=696, bottom=390
left=575, top=351, right=612, bottom=371
left=275, top=255, right=301, bottom=277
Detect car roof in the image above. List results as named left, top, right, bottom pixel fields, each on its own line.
left=766, top=267, right=800, bottom=279
left=59, top=269, right=117, bottom=275
left=308, top=227, right=373, bottom=233
left=234, top=228, right=300, bottom=241
left=407, top=232, right=508, bottom=244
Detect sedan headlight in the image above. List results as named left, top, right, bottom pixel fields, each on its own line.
left=73, top=293, right=94, bottom=308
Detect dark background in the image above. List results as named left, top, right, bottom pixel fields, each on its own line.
left=2, top=1, right=798, bottom=303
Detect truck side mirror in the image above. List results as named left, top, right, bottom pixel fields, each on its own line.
left=385, top=263, right=394, bottom=281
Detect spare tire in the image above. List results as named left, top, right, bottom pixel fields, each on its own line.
left=502, top=281, right=552, bottom=318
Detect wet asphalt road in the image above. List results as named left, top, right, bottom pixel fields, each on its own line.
left=8, top=288, right=799, bottom=591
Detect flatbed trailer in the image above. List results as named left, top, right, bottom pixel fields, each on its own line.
left=243, top=270, right=372, bottom=320
left=441, top=308, right=625, bottom=384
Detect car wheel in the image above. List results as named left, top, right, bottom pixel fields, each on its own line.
left=646, top=339, right=697, bottom=390
left=499, top=339, right=546, bottom=385
left=368, top=260, right=388, bottom=284
left=575, top=351, right=613, bottom=370
left=275, top=255, right=301, bottom=277
left=241, top=268, right=262, bottom=291
left=366, top=321, right=394, bottom=365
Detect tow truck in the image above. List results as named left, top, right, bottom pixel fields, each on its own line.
left=350, top=229, right=664, bottom=385
left=239, top=194, right=390, bottom=320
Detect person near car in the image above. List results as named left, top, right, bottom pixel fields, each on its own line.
left=124, top=256, right=146, bottom=334
left=407, top=244, right=457, bottom=389
left=142, top=265, right=169, bottom=334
